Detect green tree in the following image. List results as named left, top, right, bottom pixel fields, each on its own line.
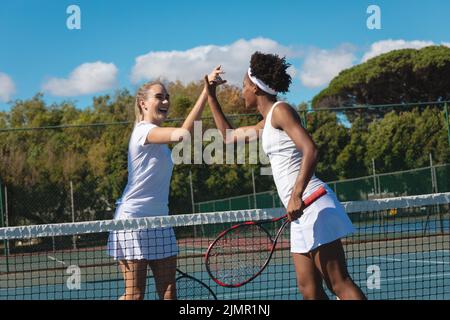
left=366, top=107, right=450, bottom=172
left=307, top=111, right=349, bottom=181
left=312, top=46, right=450, bottom=118
left=335, top=116, right=369, bottom=178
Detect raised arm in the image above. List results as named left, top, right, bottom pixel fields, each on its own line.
left=205, top=76, right=264, bottom=144
left=145, top=66, right=224, bottom=144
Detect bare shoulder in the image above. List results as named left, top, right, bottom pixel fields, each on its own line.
left=272, top=102, right=296, bottom=116
left=271, top=102, right=300, bottom=129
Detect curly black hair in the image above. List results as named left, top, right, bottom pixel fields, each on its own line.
left=249, top=51, right=292, bottom=94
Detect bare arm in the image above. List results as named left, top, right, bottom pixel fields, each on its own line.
left=146, top=89, right=208, bottom=144
left=271, top=103, right=319, bottom=220
left=206, top=76, right=264, bottom=144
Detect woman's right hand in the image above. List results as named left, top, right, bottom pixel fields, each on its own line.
left=204, top=65, right=226, bottom=96
left=204, top=75, right=217, bottom=96
left=207, top=65, right=226, bottom=84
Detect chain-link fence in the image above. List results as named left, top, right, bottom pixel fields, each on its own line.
left=2, top=161, right=449, bottom=227
left=194, top=163, right=450, bottom=213
left=1, top=179, right=115, bottom=228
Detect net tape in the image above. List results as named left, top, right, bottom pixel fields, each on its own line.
left=1, top=192, right=449, bottom=240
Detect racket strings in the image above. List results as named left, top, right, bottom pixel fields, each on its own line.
left=176, top=276, right=216, bottom=300
left=207, top=224, right=274, bottom=285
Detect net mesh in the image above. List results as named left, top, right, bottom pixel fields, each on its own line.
left=1, top=192, right=449, bottom=300
left=206, top=223, right=277, bottom=287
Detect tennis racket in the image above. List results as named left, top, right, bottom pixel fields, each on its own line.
left=204, top=186, right=327, bottom=288
left=176, top=268, right=217, bottom=300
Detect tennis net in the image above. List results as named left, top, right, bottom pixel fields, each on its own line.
left=1, top=192, right=449, bottom=300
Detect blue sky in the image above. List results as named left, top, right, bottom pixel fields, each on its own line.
left=1, top=0, right=449, bottom=112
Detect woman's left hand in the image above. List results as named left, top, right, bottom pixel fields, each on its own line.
left=286, top=190, right=305, bottom=222
left=207, top=65, right=226, bottom=85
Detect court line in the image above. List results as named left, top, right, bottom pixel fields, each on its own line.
left=367, top=256, right=450, bottom=265
left=395, top=250, right=450, bottom=256
left=408, top=259, right=449, bottom=265
left=47, top=256, right=66, bottom=266
left=2, top=260, right=450, bottom=298
left=216, top=271, right=450, bottom=299
left=380, top=272, right=450, bottom=283
left=361, top=250, right=450, bottom=258
left=3, top=270, right=450, bottom=298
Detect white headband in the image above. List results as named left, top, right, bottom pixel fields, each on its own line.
left=247, top=68, right=278, bottom=96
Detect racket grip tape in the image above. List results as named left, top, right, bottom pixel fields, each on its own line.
left=303, top=186, right=327, bottom=207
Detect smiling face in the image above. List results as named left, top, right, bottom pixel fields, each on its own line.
left=139, top=84, right=170, bottom=124
left=242, top=73, right=258, bottom=110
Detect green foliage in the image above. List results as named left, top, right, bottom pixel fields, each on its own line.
left=312, top=46, right=450, bottom=117
left=366, top=107, right=450, bottom=172
left=335, top=116, right=369, bottom=178
left=0, top=82, right=253, bottom=223
left=307, top=111, right=349, bottom=181
left=1, top=79, right=449, bottom=224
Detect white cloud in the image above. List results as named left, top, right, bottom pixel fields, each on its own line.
left=297, top=39, right=448, bottom=89
left=299, top=45, right=356, bottom=88
left=0, top=72, right=16, bottom=102
left=42, top=61, right=118, bottom=96
left=361, top=39, right=435, bottom=62
left=130, top=38, right=295, bottom=86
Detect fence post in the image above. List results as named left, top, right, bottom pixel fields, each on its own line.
left=0, top=179, right=4, bottom=228
left=189, top=171, right=198, bottom=237
left=429, top=154, right=436, bottom=193
left=4, top=185, right=9, bottom=256
left=429, top=154, right=444, bottom=233
left=445, top=102, right=450, bottom=147
left=70, top=181, right=77, bottom=250
left=252, top=168, right=257, bottom=209
left=0, top=179, right=9, bottom=272
left=189, top=171, right=195, bottom=214
left=272, top=191, right=276, bottom=208
left=300, top=111, right=307, bottom=129
left=372, top=158, right=378, bottom=196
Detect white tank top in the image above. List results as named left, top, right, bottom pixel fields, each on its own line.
left=261, top=101, right=324, bottom=208
left=115, top=121, right=174, bottom=218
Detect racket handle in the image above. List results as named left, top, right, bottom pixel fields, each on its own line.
left=303, top=186, right=327, bottom=207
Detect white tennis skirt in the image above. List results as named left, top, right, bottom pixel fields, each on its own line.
left=107, top=227, right=178, bottom=261
left=290, top=185, right=355, bottom=253
left=106, top=205, right=178, bottom=261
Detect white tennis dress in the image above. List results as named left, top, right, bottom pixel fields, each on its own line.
left=261, top=102, right=355, bottom=253
left=107, top=121, right=178, bottom=260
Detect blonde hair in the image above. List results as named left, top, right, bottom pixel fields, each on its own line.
left=134, top=80, right=166, bottom=124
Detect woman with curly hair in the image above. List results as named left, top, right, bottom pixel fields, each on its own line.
left=204, top=52, right=366, bottom=300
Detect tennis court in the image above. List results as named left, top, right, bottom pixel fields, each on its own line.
left=1, top=192, right=449, bottom=300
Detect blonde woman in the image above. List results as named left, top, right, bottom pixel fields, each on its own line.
left=107, top=66, right=224, bottom=300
